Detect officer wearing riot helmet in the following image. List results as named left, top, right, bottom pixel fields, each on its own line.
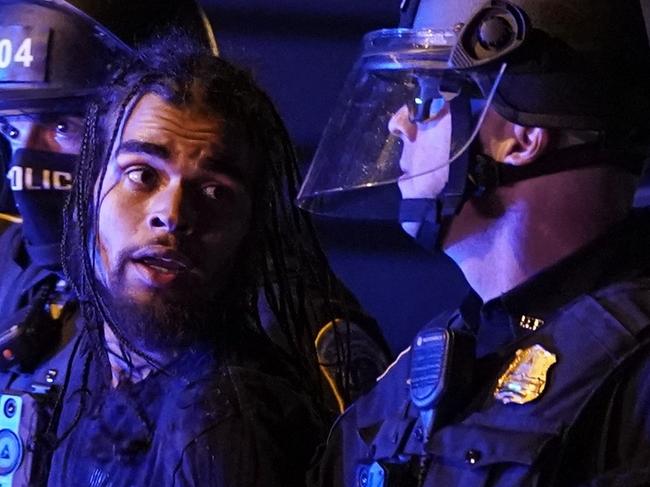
left=0, top=1, right=215, bottom=484
left=300, top=0, right=650, bottom=485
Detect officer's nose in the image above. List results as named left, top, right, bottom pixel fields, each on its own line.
left=148, top=180, right=195, bottom=236
left=5, top=120, right=59, bottom=153
left=388, top=105, right=417, bottom=142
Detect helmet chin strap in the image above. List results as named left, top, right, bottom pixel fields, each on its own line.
left=468, top=142, right=643, bottom=193
left=398, top=101, right=636, bottom=253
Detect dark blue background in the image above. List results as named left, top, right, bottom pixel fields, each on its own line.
left=199, top=1, right=469, bottom=353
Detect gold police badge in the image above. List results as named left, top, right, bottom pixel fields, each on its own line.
left=494, top=345, right=557, bottom=405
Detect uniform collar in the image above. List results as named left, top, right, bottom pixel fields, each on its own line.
left=459, top=208, right=650, bottom=356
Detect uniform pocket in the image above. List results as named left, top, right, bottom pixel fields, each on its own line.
left=423, top=423, right=560, bottom=486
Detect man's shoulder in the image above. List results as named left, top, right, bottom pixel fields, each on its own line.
left=171, top=363, right=325, bottom=487
left=223, top=363, right=319, bottom=420
left=162, top=347, right=319, bottom=425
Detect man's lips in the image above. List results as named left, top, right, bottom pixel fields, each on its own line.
left=129, top=246, right=195, bottom=286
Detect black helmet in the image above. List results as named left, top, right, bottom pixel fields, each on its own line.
left=297, top=0, right=650, bottom=219
left=297, top=0, right=650, bottom=250
left=0, top=0, right=217, bottom=114
left=0, top=0, right=217, bottom=217
left=404, top=0, right=650, bottom=132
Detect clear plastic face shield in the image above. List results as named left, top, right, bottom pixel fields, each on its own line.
left=296, top=28, right=505, bottom=221
left=297, top=0, right=532, bottom=235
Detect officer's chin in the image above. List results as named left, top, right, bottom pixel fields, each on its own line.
left=400, top=221, right=421, bottom=239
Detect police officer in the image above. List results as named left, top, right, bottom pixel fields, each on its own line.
left=0, top=1, right=215, bottom=483
left=299, top=0, right=650, bottom=485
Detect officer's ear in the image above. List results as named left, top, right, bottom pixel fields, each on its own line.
left=502, top=124, right=550, bottom=166
left=479, top=108, right=550, bottom=165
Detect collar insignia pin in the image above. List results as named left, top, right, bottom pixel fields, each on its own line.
left=519, top=315, right=544, bottom=331
left=494, top=344, right=557, bottom=405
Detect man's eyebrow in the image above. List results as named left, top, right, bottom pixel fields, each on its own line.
left=116, top=140, right=170, bottom=160
left=203, top=155, right=250, bottom=186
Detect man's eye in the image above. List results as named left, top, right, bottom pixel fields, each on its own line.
left=126, top=167, right=157, bottom=187
left=202, top=184, right=230, bottom=200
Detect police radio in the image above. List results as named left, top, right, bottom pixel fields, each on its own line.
left=409, top=328, right=475, bottom=421
left=0, top=278, right=63, bottom=372
left=0, top=393, right=47, bottom=487
left=356, top=328, right=475, bottom=487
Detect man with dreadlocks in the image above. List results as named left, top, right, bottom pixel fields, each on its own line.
left=46, top=31, right=333, bottom=486
left=0, top=1, right=217, bottom=484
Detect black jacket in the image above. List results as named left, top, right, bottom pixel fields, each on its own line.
left=310, top=210, right=650, bottom=487
left=48, top=330, right=325, bottom=486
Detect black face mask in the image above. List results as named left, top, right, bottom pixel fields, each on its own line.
left=7, top=148, right=76, bottom=268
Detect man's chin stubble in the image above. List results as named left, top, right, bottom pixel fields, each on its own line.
left=98, top=280, right=218, bottom=352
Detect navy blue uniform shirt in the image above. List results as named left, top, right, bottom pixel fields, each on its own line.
left=310, top=210, right=650, bottom=486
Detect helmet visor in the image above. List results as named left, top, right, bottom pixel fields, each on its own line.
left=297, top=28, right=505, bottom=219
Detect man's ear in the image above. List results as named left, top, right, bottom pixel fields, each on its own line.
left=502, top=124, right=550, bottom=166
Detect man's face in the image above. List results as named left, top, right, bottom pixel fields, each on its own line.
left=96, top=93, right=254, bottom=346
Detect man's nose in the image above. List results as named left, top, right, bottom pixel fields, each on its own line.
left=388, top=105, right=417, bottom=142
left=148, top=181, right=195, bottom=235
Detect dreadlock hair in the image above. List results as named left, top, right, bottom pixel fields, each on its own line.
left=62, top=29, right=387, bottom=412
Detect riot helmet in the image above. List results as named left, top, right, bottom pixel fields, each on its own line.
left=0, top=0, right=216, bottom=114
left=297, top=0, right=650, bottom=247
left=0, top=0, right=217, bottom=267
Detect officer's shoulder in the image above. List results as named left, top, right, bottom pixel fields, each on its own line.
left=0, top=222, right=23, bottom=249
left=341, top=316, right=456, bottom=408
left=603, top=342, right=650, bottom=436
left=586, top=275, right=650, bottom=326
left=337, top=344, right=413, bottom=430
left=230, top=360, right=326, bottom=428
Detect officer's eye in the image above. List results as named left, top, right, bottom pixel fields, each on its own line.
left=53, top=117, right=82, bottom=138
left=55, top=120, right=69, bottom=134
left=125, top=166, right=158, bottom=188
left=0, top=122, right=19, bottom=139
